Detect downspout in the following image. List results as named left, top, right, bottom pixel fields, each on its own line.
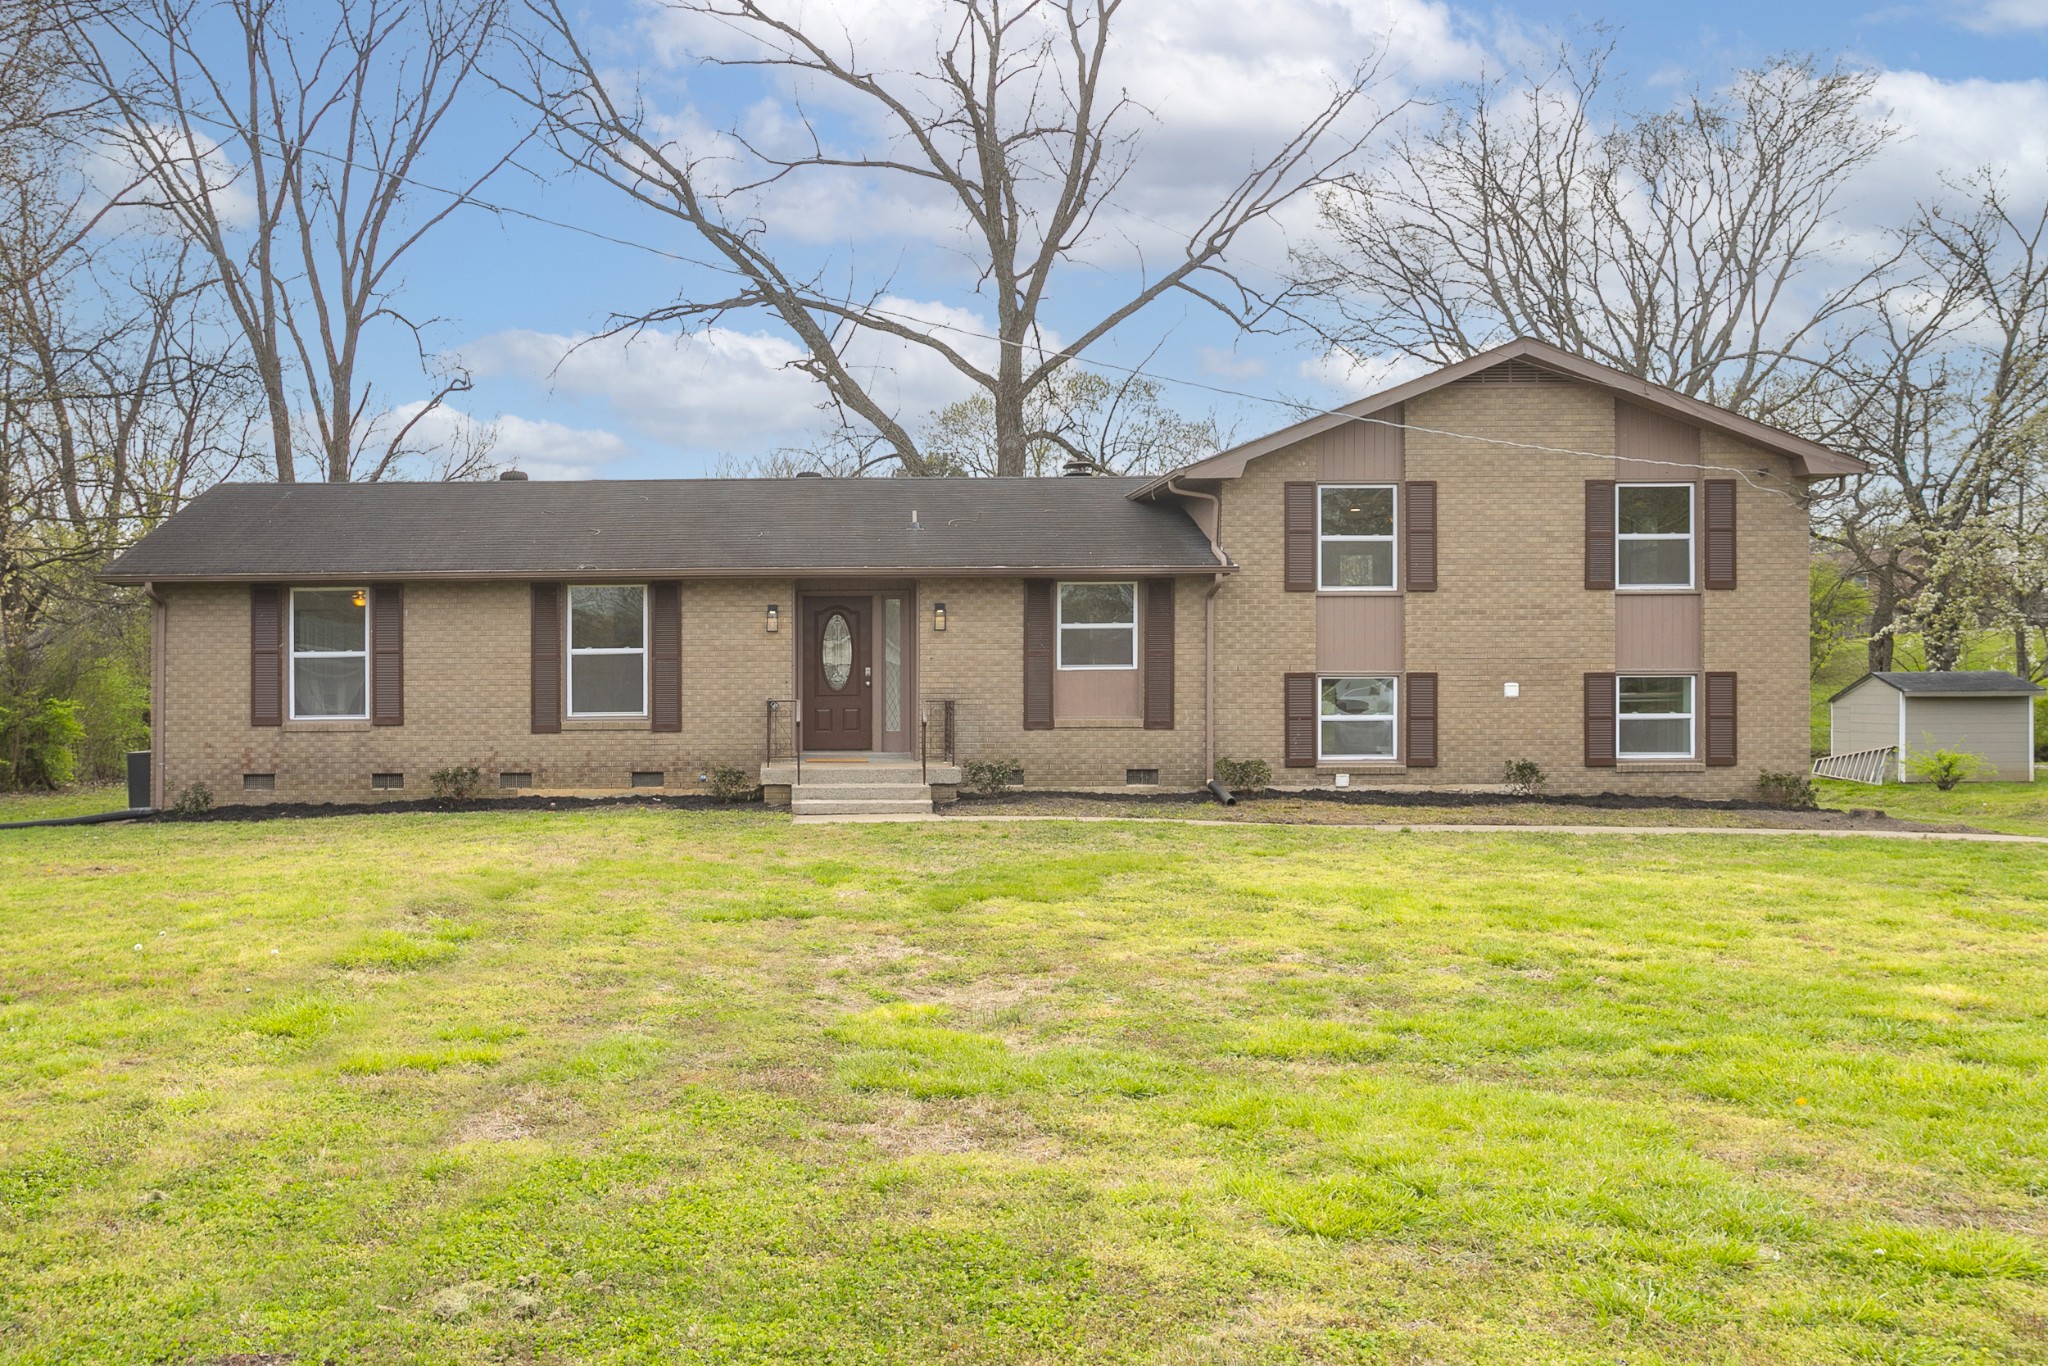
left=1168, top=478, right=1227, bottom=783
left=142, top=581, right=165, bottom=810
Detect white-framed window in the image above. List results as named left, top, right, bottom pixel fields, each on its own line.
left=1618, top=675, right=1695, bottom=759
left=1617, top=483, right=1694, bottom=589
left=289, top=587, right=368, bottom=720
left=1318, top=484, right=1398, bottom=591
left=1056, top=581, right=1137, bottom=669
left=1319, top=675, right=1398, bottom=761
left=567, top=584, right=648, bottom=717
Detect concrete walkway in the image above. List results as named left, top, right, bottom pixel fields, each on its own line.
left=789, top=812, right=2048, bottom=843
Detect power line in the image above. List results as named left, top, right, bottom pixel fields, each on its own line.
left=153, top=104, right=1811, bottom=497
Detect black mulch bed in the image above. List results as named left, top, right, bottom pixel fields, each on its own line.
left=949, top=786, right=1859, bottom=816
left=155, top=792, right=765, bottom=823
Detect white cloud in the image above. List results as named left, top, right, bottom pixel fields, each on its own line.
left=460, top=301, right=1009, bottom=452
left=384, top=402, right=630, bottom=480
left=1850, top=71, right=2048, bottom=228
left=1199, top=347, right=1269, bottom=380
left=1298, top=348, right=1432, bottom=396
left=1951, top=0, right=2048, bottom=33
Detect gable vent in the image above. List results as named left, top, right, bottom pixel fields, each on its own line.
left=1452, top=359, right=1572, bottom=386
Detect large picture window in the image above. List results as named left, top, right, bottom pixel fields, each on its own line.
left=1056, top=582, right=1137, bottom=669
left=568, top=585, right=647, bottom=717
left=1617, top=484, right=1694, bottom=588
left=1618, top=675, right=1694, bottom=759
left=290, top=587, right=368, bottom=719
left=1318, top=485, right=1397, bottom=590
left=1319, top=675, right=1397, bottom=761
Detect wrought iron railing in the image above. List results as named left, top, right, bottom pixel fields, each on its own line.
left=766, top=699, right=801, bottom=785
left=1812, top=745, right=1895, bottom=785
left=920, top=698, right=956, bottom=783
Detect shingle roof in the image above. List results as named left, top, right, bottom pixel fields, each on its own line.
left=1832, top=670, right=2045, bottom=702
left=101, top=476, right=1227, bottom=584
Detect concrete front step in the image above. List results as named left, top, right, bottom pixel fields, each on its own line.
left=789, top=782, right=939, bottom=801
left=791, top=795, right=935, bottom=816
left=763, top=760, right=960, bottom=787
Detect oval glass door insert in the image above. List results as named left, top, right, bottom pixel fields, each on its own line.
left=821, top=612, right=854, bottom=689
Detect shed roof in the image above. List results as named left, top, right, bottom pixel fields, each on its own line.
left=101, top=476, right=1228, bottom=584
left=1830, top=670, right=2044, bottom=703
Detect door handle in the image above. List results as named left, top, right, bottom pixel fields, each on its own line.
left=864, top=665, right=872, bottom=687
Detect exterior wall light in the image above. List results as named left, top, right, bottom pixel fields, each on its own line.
left=766, top=604, right=779, bottom=633
left=351, top=589, right=366, bottom=608
left=933, top=602, right=947, bottom=632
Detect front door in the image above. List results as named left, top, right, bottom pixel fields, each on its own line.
left=804, top=597, right=872, bottom=749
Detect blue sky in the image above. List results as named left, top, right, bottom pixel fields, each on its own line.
left=370, top=0, right=2048, bottom=478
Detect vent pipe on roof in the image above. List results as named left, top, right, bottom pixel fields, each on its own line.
left=498, top=469, right=529, bottom=481
left=795, top=469, right=824, bottom=477
left=1063, top=456, right=1097, bottom=476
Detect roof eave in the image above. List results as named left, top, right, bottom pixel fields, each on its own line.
left=100, top=562, right=1238, bottom=587
left=1133, top=337, right=1870, bottom=498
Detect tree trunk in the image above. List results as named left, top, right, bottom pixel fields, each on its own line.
left=1866, top=574, right=1896, bottom=673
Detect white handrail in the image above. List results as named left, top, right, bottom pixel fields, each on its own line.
left=1812, top=746, right=1896, bottom=784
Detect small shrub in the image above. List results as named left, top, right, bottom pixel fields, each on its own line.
left=706, top=764, right=756, bottom=802
left=1756, top=769, right=1818, bottom=809
left=1213, top=757, right=1270, bottom=793
left=429, top=765, right=484, bottom=801
left=1501, top=758, right=1546, bottom=797
left=169, top=781, right=213, bottom=816
left=961, top=758, right=1023, bottom=796
left=1905, top=748, right=1987, bottom=792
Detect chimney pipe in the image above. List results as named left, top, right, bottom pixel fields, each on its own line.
left=498, top=469, right=529, bottom=481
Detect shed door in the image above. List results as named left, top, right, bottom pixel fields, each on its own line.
left=804, top=597, right=872, bottom=750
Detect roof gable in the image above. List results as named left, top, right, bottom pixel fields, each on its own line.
left=1830, top=670, right=2044, bottom=703
left=1134, top=338, right=1867, bottom=496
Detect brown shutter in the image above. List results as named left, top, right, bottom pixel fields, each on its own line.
left=1283, top=482, right=1317, bottom=592
left=250, top=584, right=283, bottom=727
left=370, top=584, right=403, bottom=727
left=1704, top=671, right=1737, bottom=766
left=1703, top=480, right=1737, bottom=590
left=1023, top=580, right=1054, bottom=730
left=1284, top=672, right=1317, bottom=768
left=1405, top=672, right=1438, bottom=767
left=1584, top=672, right=1617, bottom=767
left=1143, top=578, right=1174, bottom=730
left=1404, top=481, right=1437, bottom=592
left=531, top=583, right=562, bottom=734
left=1585, top=480, right=1616, bottom=590
left=650, top=581, right=681, bottom=732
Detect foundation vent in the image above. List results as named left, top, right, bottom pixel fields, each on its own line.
left=498, top=771, right=532, bottom=789
left=242, top=773, right=275, bottom=792
left=370, top=773, right=404, bottom=790
left=631, top=771, right=665, bottom=788
left=1125, top=768, right=1160, bottom=786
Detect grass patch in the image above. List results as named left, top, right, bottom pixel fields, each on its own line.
left=0, top=810, right=2044, bottom=1362
left=1816, top=777, right=2048, bottom=837
left=0, top=784, right=129, bottom=822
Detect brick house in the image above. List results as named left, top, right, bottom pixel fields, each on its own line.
left=103, top=339, right=1864, bottom=812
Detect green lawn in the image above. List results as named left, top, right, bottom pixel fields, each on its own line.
left=1816, top=777, right=2048, bottom=838
left=1, top=812, right=2044, bottom=1364
left=0, top=785, right=129, bottom=823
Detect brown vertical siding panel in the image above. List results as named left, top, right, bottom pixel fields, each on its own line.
left=1023, top=580, right=1054, bottom=730
left=1405, top=672, right=1439, bottom=767
left=1317, top=405, right=1403, bottom=481
left=1404, top=480, right=1437, bottom=591
left=1283, top=482, right=1317, bottom=592
left=1614, top=400, right=1701, bottom=479
left=1584, top=671, right=1617, bottom=767
left=250, top=584, right=283, bottom=727
left=1703, top=479, right=1737, bottom=589
left=370, top=584, right=404, bottom=726
left=650, top=581, right=682, bottom=732
left=1143, top=578, right=1175, bottom=730
left=1584, top=480, right=1616, bottom=590
left=1284, top=672, right=1317, bottom=767
left=1705, top=671, right=1738, bottom=766
left=530, top=583, right=562, bottom=734
left=1613, top=594, right=1703, bottom=671
left=1315, top=596, right=1404, bottom=672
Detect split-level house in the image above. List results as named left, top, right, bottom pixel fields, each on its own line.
left=103, top=339, right=1866, bottom=811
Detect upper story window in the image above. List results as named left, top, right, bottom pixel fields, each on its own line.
left=1617, top=674, right=1694, bottom=759
left=568, top=585, right=647, bottom=717
left=1617, top=483, right=1693, bottom=589
left=1056, top=582, right=1136, bottom=669
left=1319, top=675, right=1397, bottom=761
left=290, top=587, right=368, bottom=719
left=1319, top=485, right=1397, bottom=590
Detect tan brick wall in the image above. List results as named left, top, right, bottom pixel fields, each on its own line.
left=1211, top=379, right=1812, bottom=797
left=917, top=576, right=1208, bottom=787
left=160, top=579, right=796, bottom=805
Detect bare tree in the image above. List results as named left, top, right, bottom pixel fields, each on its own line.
left=71, top=0, right=519, bottom=482
left=1812, top=173, right=2048, bottom=672
left=1291, top=43, right=1897, bottom=423
left=520, top=0, right=1397, bottom=476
